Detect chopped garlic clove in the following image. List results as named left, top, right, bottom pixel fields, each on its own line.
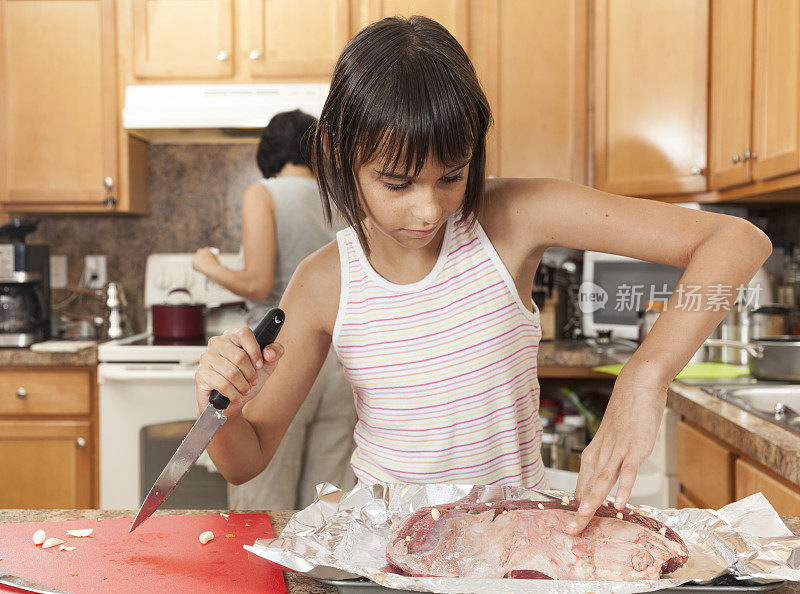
left=42, top=538, right=65, bottom=549
left=485, top=502, right=492, bottom=507
left=219, top=513, right=230, bottom=520
left=616, top=512, right=624, bottom=519
left=66, top=529, right=93, bottom=537
left=659, top=526, right=667, bottom=536
left=404, top=536, right=411, bottom=541
left=430, top=508, right=440, bottom=521
left=58, top=545, right=76, bottom=552
left=199, top=531, right=214, bottom=545
left=561, top=496, right=570, bottom=506
left=32, top=529, right=46, bottom=545
left=453, top=505, right=461, bottom=510
left=537, top=503, right=545, bottom=509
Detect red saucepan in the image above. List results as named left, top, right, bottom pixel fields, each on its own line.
left=152, top=288, right=245, bottom=340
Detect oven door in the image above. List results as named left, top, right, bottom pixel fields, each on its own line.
left=98, top=362, right=227, bottom=509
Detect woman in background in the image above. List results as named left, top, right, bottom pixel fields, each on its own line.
left=192, top=109, right=356, bottom=510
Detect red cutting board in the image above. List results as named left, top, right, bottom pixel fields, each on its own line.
left=0, top=513, right=286, bottom=593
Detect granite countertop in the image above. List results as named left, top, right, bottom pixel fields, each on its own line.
left=0, top=343, right=98, bottom=367
left=668, top=380, right=800, bottom=488
left=0, top=508, right=798, bottom=593
left=537, top=338, right=627, bottom=368
left=0, top=337, right=618, bottom=371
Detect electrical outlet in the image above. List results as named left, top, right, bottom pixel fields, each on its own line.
left=50, top=255, right=68, bottom=289
left=84, top=255, right=107, bottom=289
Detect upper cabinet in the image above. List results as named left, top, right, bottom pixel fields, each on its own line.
left=593, top=0, right=709, bottom=196
left=249, top=0, right=350, bottom=78
left=751, top=0, right=800, bottom=181
left=709, top=0, right=800, bottom=191
left=353, top=0, right=469, bottom=49
left=708, top=0, right=753, bottom=190
left=132, top=0, right=235, bottom=78
left=0, top=0, right=147, bottom=213
left=129, top=0, right=352, bottom=81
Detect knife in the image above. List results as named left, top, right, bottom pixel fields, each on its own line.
left=0, top=572, right=71, bottom=594
left=129, top=308, right=285, bottom=533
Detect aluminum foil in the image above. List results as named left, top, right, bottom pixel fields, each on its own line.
left=244, top=483, right=800, bottom=593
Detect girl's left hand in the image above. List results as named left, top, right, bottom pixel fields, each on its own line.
left=192, top=247, right=221, bottom=277
left=565, top=373, right=668, bottom=535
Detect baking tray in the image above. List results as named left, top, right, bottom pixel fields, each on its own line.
left=318, top=575, right=787, bottom=593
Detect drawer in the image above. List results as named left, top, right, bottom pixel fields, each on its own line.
left=0, top=370, right=91, bottom=415
left=735, top=457, right=800, bottom=516
left=677, top=420, right=734, bottom=509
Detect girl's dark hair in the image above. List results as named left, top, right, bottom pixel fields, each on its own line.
left=256, top=109, right=317, bottom=178
left=313, top=16, right=492, bottom=252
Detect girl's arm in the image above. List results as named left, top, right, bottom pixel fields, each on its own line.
left=194, top=248, right=338, bottom=485
left=192, top=183, right=277, bottom=302
left=496, top=177, right=773, bottom=531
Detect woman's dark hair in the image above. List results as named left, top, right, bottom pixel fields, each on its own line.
left=313, top=16, right=492, bottom=252
left=256, top=109, right=317, bottom=178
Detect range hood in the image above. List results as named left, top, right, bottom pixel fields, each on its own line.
left=122, top=83, right=329, bottom=144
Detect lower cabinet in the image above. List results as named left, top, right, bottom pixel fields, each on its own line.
left=677, top=419, right=800, bottom=515
left=0, top=367, right=97, bottom=509
left=0, top=421, right=92, bottom=508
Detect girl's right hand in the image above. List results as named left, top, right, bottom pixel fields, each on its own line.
left=194, top=326, right=284, bottom=417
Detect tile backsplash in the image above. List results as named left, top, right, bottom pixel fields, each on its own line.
left=29, top=144, right=261, bottom=334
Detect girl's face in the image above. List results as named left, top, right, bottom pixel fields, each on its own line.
left=356, top=153, right=470, bottom=251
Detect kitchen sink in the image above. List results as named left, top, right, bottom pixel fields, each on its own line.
left=702, top=385, right=800, bottom=435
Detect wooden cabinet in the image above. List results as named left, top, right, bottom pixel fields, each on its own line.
left=735, top=457, right=800, bottom=515
left=593, top=0, right=708, bottom=196
left=678, top=419, right=800, bottom=513
left=249, top=0, right=350, bottom=78
left=708, top=0, right=754, bottom=190
left=677, top=420, right=734, bottom=509
left=133, top=0, right=234, bottom=78
left=751, top=0, right=800, bottom=181
left=129, top=0, right=352, bottom=81
left=353, top=0, right=469, bottom=49
left=0, top=368, right=98, bottom=509
left=709, top=0, right=800, bottom=191
left=0, top=0, right=148, bottom=213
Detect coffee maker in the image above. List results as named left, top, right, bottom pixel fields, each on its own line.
left=0, top=219, right=50, bottom=347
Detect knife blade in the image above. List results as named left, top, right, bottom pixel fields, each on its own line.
left=129, top=308, right=285, bottom=533
left=0, top=572, right=71, bottom=594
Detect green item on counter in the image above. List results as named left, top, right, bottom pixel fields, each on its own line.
left=590, top=362, right=750, bottom=379
left=560, top=385, right=602, bottom=437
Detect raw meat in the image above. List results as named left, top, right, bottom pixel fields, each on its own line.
left=386, top=498, right=688, bottom=581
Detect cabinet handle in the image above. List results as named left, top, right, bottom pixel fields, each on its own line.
left=103, top=177, right=114, bottom=189
left=76, top=437, right=87, bottom=449
left=249, top=49, right=262, bottom=60
left=16, top=387, right=27, bottom=398
left=751, top=151, right=758, bottom=159
left=216, top=50, right=230, bottom=62
left=732, top=154, right=740, bottom=164
left=690, top=166, right=703, bottom=176
left=743, top=150, right=751, bottom=162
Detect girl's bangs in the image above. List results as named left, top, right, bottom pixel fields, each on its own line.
left=352, top=62, right=483, bottom=175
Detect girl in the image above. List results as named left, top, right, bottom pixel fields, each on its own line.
left=192, top=110, right=357, bottom=510
left=195, top=16, right=772, bottom=534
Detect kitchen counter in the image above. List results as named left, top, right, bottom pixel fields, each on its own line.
left=0, top=508, right=797, bottom=593
left=668, top=380, right=800, bottom=488
left=0, top=337, right=617, bottom=371
left=0, top=343, right=98, bottom=367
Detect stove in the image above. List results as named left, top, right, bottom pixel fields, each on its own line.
left=97, top=253, right=248, bottom=508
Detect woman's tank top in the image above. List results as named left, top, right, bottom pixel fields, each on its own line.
left=239, top=176, right=342, bottom=327
left=332, top=212, right=546, bottom=487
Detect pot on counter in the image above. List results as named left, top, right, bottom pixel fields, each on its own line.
left=152, top=288, right=245, bottom=340
left=703, top=336, right=800, bottom=381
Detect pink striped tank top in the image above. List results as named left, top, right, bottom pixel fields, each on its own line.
left=332, top=212, right=546, bottom=487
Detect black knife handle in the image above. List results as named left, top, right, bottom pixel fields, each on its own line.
left=208, top=308, right=286, bottom=410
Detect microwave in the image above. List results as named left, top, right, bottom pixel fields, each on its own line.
left=580, top=251, right=685, bottom=340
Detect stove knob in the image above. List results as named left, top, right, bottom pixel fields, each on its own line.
left=76, top=437, right=87, bottom=449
